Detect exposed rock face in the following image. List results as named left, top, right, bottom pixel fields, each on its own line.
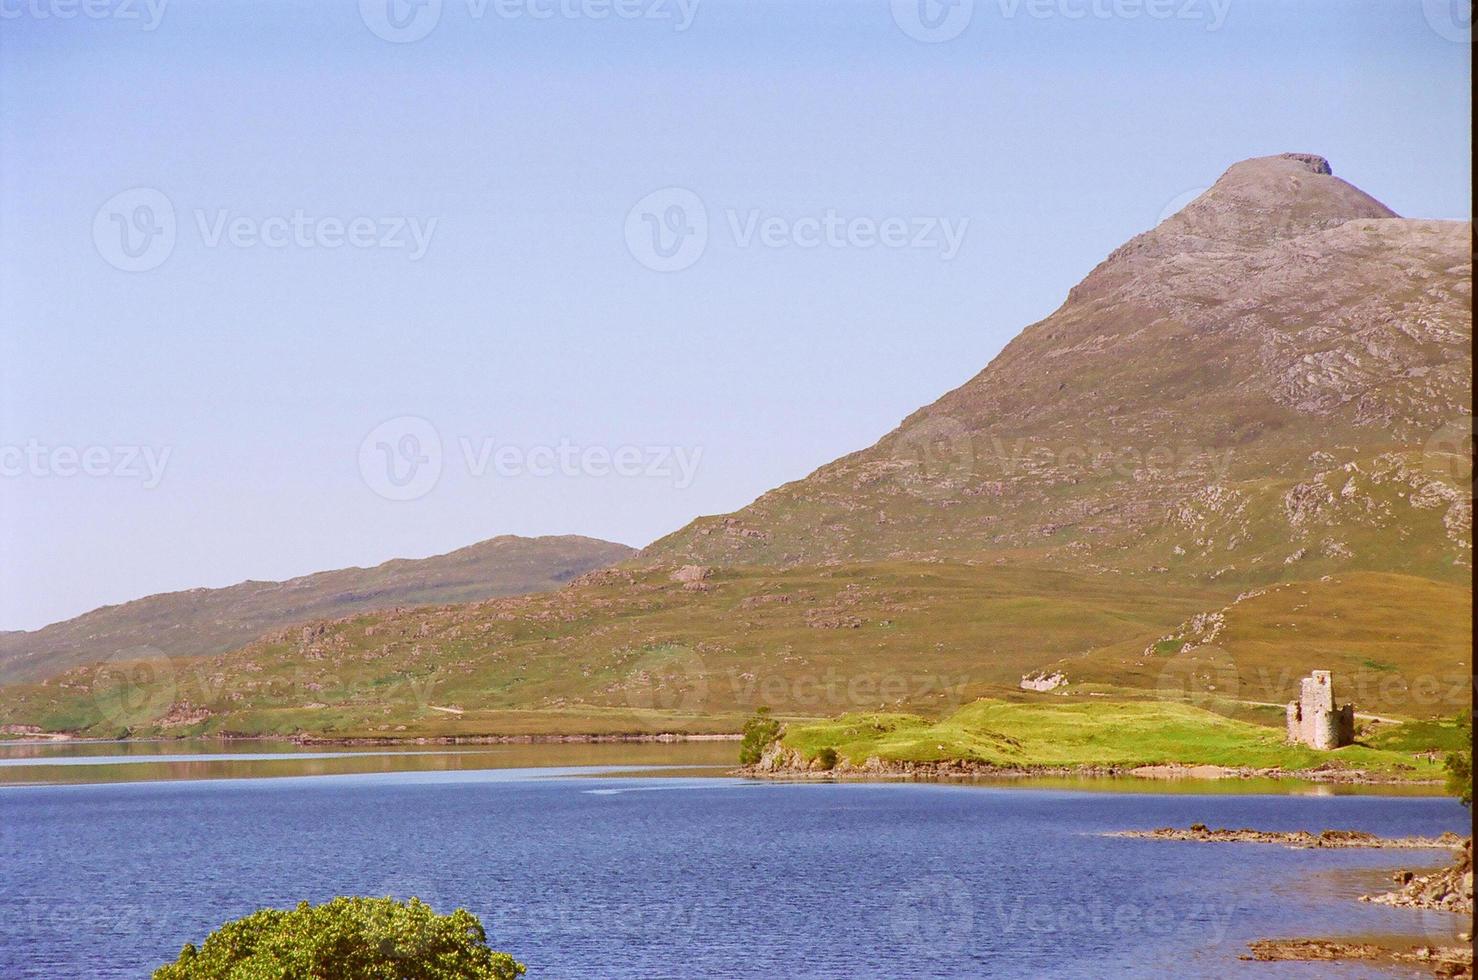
left=1020, top=671, right=1067, bottom=692
left=669, top=564, right=713, bottom=592
left=643, top=154, right=1471, bottom=586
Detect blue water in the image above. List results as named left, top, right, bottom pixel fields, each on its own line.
left=0, top=771, right=1468, bottom=978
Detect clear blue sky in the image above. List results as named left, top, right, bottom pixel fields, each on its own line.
left=0, top=0, right=1470, bottom=631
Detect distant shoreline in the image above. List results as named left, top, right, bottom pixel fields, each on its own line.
left=740, top=755, right=1447, bottom=787
left=1, top=731, right=743, bottom=747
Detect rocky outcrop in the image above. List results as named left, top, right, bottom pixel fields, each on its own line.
left=1362, top=838, right=1474, bottom=915
left=1243, top=939, right=1472, bottom=978
left=1019, top=671, right=1067, bottom=692
left=1112, top=824, right=1465, bottom=849
left=157, top=701, right=213, bottom=728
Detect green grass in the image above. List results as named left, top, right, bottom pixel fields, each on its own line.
left=1064, top=571, right=1472, bottom=720
left=1364, top=716, right=1472, bottom=754
left=780, top=698, right=1446, bottom=779
left=0, top=562, right=1465, bottom=740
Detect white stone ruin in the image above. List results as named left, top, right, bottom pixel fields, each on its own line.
left=1285, top=669, right=1354, bottom=750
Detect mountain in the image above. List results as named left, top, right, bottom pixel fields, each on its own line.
left=643, top=154, right=1471, bottom=587
left=0, top=535, right=634, bottom=684
left=0, top=154, right=1468, bottom=738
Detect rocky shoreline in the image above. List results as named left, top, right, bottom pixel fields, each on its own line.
left=1243, top=940, right=1472, bottom=977
left=741, top=744, right=1442, bottom=785
left=288, top=732, right=740, bottom=747
left=3, top=731, right=741, bottom=747
left=1109, top=825, right=1466, bottom=850
left=1127, top=828, right=1474, bottom=977
left=1361, top=838, right=1475, bottom=916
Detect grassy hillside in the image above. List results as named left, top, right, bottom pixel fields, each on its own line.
left=1058, top=571, right=1471, bottom=720
left=0, top=562, right=1464, bottom=740
left=0, top=562, right=1215, bottom=738
left=777, top=699, right=1448, bottom=779
left=0, top=535, right=633, bottom=684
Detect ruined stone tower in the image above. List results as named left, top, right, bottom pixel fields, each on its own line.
left=1285, top=670, right=1355, bottom=749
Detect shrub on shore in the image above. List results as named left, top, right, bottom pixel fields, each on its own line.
left=1444, top=713, right=1472, bottom=808
left=739, top=706, right=782, bottom=766
left=152, top=896, right=524, bottom=980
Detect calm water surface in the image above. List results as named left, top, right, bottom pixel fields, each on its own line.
left=0, top=742, right=1468, bottom=978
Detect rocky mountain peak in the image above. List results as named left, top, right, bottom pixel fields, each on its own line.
left=641, top=154, right=1470, bottom=582
left=1155, top=152, right=1397, bottom=248
left=1275, top=152, right=1333, bottom=175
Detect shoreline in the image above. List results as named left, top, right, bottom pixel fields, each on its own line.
left=1107, top=825, right=1466, bottom=849
left=740, top=750, right=1447, bottom=786
left=1124, top=826, right=1474, bottom=976
left=1, top=731, right=743, bottom=747
left=289, top=732, right=741, bottom=747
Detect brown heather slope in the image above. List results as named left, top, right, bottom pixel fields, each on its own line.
left=0, top=535, right=633, bottom=684
left=641, top=154, right=1472, bottom=589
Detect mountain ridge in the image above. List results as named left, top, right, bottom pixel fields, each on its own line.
left=0, top=534, right=634, bottom=684
left=640, top=154, right=1471, bottom=584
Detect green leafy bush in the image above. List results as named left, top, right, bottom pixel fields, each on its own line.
left=152, top=896, right=525, bottom=980
left=1445, top=713, right=1472, bottom=808
left=814, top=747, right=839, bottom=770
left=739, top=706, right=782, bottom=766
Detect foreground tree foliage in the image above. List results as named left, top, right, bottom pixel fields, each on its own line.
left=739, top=706, right=782, bottom=766
left=1445, top=713, right=1472, bottom=808
left=152, top=897, right=525, bottom=980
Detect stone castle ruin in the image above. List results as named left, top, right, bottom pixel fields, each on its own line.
left=1285, top=670, right=1355, bottom=749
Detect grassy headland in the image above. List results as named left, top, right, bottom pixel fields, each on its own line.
left=765, top=698, right=1451, bottom=781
